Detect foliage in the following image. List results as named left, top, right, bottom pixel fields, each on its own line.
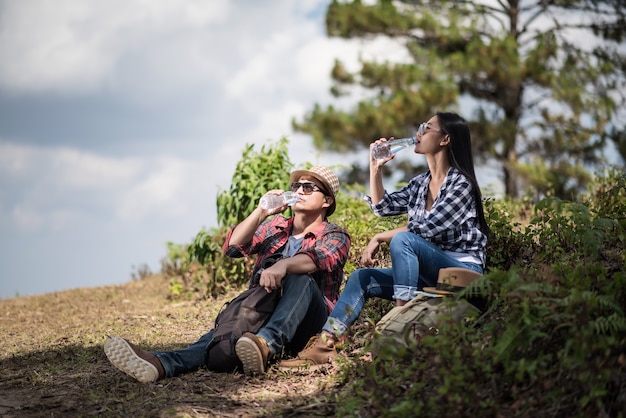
left=483, top=196, right=534, bottom=270
left=330, top=169, right=626, bottom=417
left=162, top=230, right=257, bottom=300
left=584, top=167, right=626, bottom=227
left=160, top=239, right=237, bottom=299
left=294, top=0, right=626, bottom=198
left=332, top=183, right=406, bottom=276
left=216, top=137, right=293, bottom=228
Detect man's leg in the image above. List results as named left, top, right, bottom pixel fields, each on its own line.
left=104, top=336, right=166, bottom=383
left=278, top=268, right=396, bottom=369
left=152, top=329, right=215, bottom=377
left=236, top=274, right=326, bottom=374
left=104, top=329, right=215, bottom=383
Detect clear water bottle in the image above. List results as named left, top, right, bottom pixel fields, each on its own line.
left=259, top=191, right=298, bottom=210
left=371, top=137, right=416, bottom=160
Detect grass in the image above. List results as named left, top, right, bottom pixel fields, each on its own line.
left=0, top=275, right=344, bottom=417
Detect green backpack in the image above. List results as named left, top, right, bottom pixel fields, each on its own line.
left=374, top=293, right=481, bottom=348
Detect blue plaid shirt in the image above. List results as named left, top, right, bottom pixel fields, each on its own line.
left=365, top=167, right=487, bottom=266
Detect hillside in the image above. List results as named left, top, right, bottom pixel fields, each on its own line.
left=0, top=275, right=341, bottom=417
left=3, top=169, right=625, bottom=417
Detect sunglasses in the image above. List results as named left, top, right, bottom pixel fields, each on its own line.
left=290, top=182, right=326, bottom=195
left=418, top=122, right=445, bottom=135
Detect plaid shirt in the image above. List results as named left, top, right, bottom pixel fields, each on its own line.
left=365, top=167, right=487, bottom=266
left=223, top=215, right=351, bottom=314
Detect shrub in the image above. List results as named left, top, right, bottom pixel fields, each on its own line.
left=332, top=170, right=626, bottom=417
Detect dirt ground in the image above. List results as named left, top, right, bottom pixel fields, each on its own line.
left=0, top=275, right=344, bottom=417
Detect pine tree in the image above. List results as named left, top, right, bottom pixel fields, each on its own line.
left=294, top=0, right=626, bottom=198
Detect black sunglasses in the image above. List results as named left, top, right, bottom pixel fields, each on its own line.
left=290, top=182, right=326, bottom=195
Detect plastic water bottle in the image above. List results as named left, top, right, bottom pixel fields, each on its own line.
left=371, top=137, right=416, bottom=160
left=259, top=191, right=298, bottom=210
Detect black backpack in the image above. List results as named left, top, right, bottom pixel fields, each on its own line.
left=204, top=255, right=282, bottom=373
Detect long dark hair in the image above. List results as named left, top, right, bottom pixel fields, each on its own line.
left=437, top=112, right=490, bottom=237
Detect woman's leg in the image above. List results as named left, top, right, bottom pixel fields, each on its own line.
left=389, top=231, right=482, bottom=294
left=321, top=268, right=395, bottom=338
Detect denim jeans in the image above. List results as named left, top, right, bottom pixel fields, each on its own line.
left=153, top=273, right=327, bottom=377
left=322, top=231, right=483, bottom=338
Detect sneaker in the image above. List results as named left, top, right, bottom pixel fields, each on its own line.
left=278, top=334, right=337, bottom=370
left=103, top=336, right=165, bottom=383
left=235, top=332, right=270, bottom=375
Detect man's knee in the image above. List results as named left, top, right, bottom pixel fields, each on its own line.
left=282, top=274, right=315, bottom=293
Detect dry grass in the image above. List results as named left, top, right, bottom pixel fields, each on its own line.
left=0, top=275, right=343, bottom=417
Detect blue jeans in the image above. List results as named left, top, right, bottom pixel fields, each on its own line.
left=322, top=231, right=483, bottom=338
left=153, top=273, right=327, bottom=377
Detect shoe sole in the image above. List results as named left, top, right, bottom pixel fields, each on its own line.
left=235, top=336, right=264, bottom=375
left=103, top=336, right=159, bottom=383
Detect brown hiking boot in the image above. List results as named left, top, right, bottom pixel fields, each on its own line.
left=235, top=332, right=270, bottom=375
left=103, top=336, right=165, bottom=383
left=278, top=334, right=337, bottom=370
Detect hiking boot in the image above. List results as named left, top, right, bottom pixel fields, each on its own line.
left=103, top=336, right=165, bottom=383
left=278, top=334, right=337, bottom=370
left=235, top=332, right=270, bottom=375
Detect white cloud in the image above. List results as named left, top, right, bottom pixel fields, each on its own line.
left=11, top=205, right=45, bottom=230
left=117, top=156, right=192, bottom=220
left=0, top=141, right=33, bottom=174
left=0, top=141, right=212, bottom=231
left=0, top=141, right=141, bottom=192
left=51, top=148, right=143, bottom=189
left=0, top=0, right=235, bottom=94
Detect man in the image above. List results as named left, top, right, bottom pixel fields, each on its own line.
left=104, top=165, right=350, bottom=381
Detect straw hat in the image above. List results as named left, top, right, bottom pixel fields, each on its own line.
left=423, top=267, right=482, bottom=296
left=289, top=165, right=340, bottom=216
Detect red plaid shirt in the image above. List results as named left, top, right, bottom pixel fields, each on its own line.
left=223, top=215, right=351, bottom=313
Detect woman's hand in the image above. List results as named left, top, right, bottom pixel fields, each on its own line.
left=360, top=227, right=408, bottom=267
left=361, top=236, right=382, bottom=267
left=370, top=137, right=395, bottom=169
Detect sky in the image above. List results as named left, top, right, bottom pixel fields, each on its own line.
left=0, top=0, right=392, bottom=299
left=0, top=0, right=507, bottom=300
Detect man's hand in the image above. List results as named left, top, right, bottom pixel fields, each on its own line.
left=259, top=189, right=290, bottom=216
left=259, top=261, right=287, bottom=292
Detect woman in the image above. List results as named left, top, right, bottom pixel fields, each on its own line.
left=278, top=112, right=489, bottom=369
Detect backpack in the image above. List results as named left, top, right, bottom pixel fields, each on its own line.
left=204, top=254, right=283, bottom=373
left=374, top=293, right=481, bottom=349
left=205, top=286, right=280, bottom=372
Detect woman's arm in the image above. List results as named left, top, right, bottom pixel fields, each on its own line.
left=361, top=226, right=408, bottom=267
left=369, top=140, right=391, bottom=204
